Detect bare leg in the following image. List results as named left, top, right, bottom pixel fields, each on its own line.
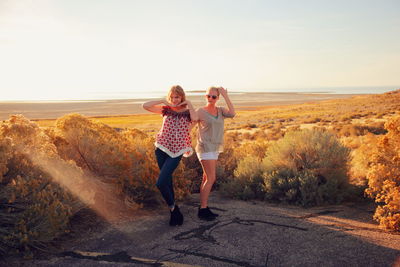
left=199, top=159, right=217, bottom=208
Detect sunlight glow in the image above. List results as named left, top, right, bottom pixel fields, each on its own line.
left=0, top=0, right=399, bottom=100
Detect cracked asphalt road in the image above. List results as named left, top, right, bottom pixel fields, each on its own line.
left=7, top=193, right=400, bottom=267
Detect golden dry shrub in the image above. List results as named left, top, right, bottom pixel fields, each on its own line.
left=52, top=114, right=191, bottom=206
left=346, top=134, right=379, bottom=186
left=234, top=140, right=269, bottom=160
left=52, top=114, right=155, bottom=204
left=0, top=137, right=12, bottom=178
left=53, top=114, right=133, bottom=180
left=0, top=115, right=79, bottom=256
left=365, top=116, right=400, bottom=231
left=120, top=129, right=162, bottom=205
left=180, top=155, right=202, bottom=193
left=217, top=132, right=239, bottom=180
left=121, top=128, right=193, bottom=203
left=169, top=159, right=195, bottom=201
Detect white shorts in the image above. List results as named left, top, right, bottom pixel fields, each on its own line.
left=196, top=151, right=220, bottom=161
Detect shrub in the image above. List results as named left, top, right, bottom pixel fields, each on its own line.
left=51, top=114, right=192, bottom=206
left=220, top=128, right=351, bottom=206
left=303, top=117, right=321, bottom=123
left=331, top=122, right=387, bottom=138
left=244, top=123, right=257, bottom=129
left=262, top=129, right=351, bottom=206
left=53, top=114, right=134, bottom=180
left=51, top=114, right=159, bottom=205
left=0, top=115, right=79, bottom=257
left=217, top=134, right=238, bottom=182
left=122, top=127, right=195, bottom=203
left=220, top=156, right=265, bottom=200
left=347, top=134, right=379, bottom=186
left=119, top=131, right=162, bottom=205
left=266, top=126, right=285, bottom=141
left=218, top=136, right=268, bottom=186
left=263, top=169, right=320, bottom=205
left=0, top=114, right=196, bottom=257
left=365, top=116, right=400, bottom=231
left=181, top=155, right=203, bottom=193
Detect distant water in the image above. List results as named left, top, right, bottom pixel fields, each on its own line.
left=74, top=86, right=399, bottom=100
left=246, top=86, right=399, bottom=95
left=1, top=86, right=398, bottom=102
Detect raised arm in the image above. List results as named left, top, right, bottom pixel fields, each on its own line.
left=178, top=100, right=198, bottom=122
left=218, top=87, right=236, bottom=117
left=142, top=99, right=169, bottom=114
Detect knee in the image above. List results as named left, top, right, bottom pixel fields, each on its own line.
left=208, top=175, right=216, bottom=183
left=202, top=173, right=216, bottom=183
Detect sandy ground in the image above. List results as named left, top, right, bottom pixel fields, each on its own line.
left=0, top=92, right=361, bottom=120
left=7, top=193, right=400, bottom=267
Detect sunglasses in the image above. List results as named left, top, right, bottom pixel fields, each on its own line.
left=206, top=94, right=218, bottom=100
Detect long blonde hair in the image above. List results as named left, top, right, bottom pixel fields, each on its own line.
left=167, top=85, right=186, bottom=103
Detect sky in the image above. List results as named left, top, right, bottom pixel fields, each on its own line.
left=0, top=0, right=399, bottom=100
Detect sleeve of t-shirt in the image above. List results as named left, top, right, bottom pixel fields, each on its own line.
left=220, top=107, right=235, bottom=118
left=195, top=108, right=203, bottom=122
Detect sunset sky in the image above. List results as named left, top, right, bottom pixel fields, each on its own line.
left=0, top=0, right=399, bottom=100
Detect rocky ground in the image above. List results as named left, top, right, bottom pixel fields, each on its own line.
left=5, top=193, right=400, bottom=267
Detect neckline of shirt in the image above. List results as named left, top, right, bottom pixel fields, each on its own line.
left=202, top=107, right=219, bottom=118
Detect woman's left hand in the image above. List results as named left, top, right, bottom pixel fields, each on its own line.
left=218, top=87, right=228, bottom=97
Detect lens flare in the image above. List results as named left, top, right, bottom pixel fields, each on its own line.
left=26, top=151, right=137, bottom=224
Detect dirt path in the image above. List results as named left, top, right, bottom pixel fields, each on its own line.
left=8, top=193, right=400, bottom=267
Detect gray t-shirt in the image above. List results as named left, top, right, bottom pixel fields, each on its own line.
left=195, top=107, right=234, bottom=153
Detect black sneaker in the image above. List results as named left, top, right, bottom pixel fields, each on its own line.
left=198, top=207, right=218, bottom=221
left=169, top=205, right=184, bottom=226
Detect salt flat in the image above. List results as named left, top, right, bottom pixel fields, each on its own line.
left=0, top=92, right=359, bottom=120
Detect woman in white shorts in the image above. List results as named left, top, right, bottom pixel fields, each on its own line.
left=195, top=86, right=235, bottom=221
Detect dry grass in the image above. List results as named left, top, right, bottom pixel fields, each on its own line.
left=33, top=90, right=400, bottom=134
left=33, top=113, right=161, bottom=132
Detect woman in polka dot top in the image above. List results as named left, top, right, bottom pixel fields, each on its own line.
left=142, top=85, right=197, bottom=226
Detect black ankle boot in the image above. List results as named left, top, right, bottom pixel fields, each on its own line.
left=206, top=207, right=219, bottom=217
left=198, top=207, right=218, bottom=221
left=169, top=205, right=184, bottom=226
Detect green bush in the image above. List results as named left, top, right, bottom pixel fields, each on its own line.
left=218, top=134, right=268, bottom=182
left=262, top=129, right=350, bottom=206
left=220, top=156, right=265, bottom=200
left=221, top=128, right=351, bottom=206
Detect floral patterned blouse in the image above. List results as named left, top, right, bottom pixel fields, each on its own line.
left=155, top=106, right=193, bottom=158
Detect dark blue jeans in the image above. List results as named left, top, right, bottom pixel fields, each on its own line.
left=155, top=148, right=183, bottom=208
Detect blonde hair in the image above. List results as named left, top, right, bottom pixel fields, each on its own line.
left=207, top=86, right=220, bottom=96
left=167, top=85, right=186, bottom=103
